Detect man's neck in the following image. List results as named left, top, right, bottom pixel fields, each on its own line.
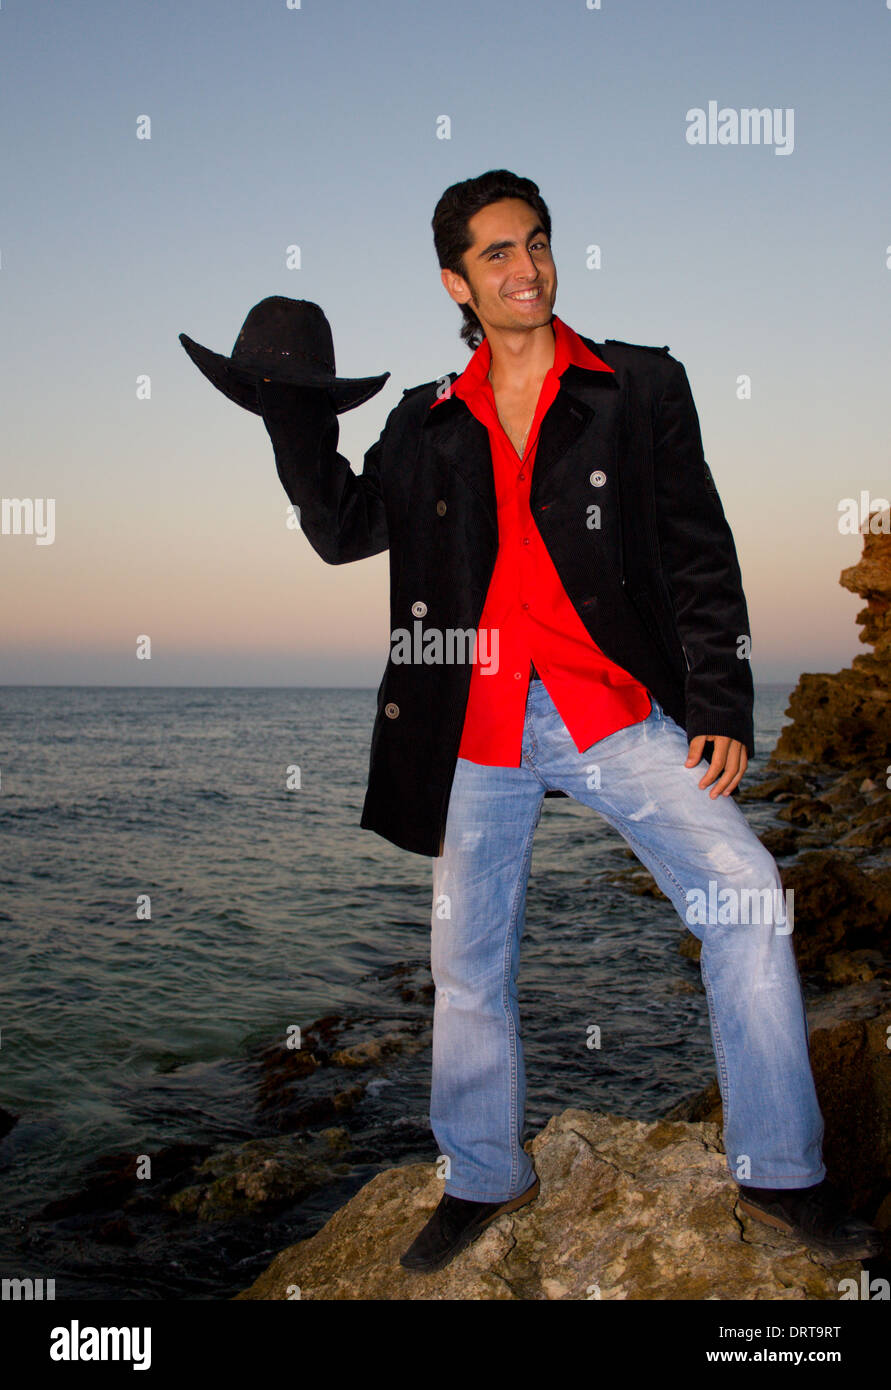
left=485, top=319, right=557, bottom=394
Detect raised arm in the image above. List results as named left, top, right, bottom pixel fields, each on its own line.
left=257, top=378, right=391, bottom=565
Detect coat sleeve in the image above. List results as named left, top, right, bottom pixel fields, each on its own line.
left=651, top=357, right=755, bottom=755
left=257, top=378, right=390, bottom=565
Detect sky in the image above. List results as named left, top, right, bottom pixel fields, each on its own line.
left=1, top=0, right=889, bottom=685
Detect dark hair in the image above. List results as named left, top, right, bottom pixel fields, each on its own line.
left=431, top=170, right=552, bottom=351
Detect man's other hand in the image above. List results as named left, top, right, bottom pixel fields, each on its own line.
left=256, top=375, right=332, bottom=414
left=685, top=735, right=748, bottom=797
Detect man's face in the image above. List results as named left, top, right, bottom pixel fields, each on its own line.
left=441, top=198, right=557, bottom=338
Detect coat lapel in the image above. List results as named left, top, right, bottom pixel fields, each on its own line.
left=424, top=394, right=498, bottom=533
left=423, top=346, right=623, bottom=534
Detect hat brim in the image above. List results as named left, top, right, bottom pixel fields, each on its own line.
left=178, top=333, right=390, bottom=414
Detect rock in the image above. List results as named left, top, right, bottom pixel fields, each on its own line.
left=38, top=1142, right=212, bottom=1220
left=664, top=1079, right=721, bottom=1124
left=603, top=862, right=668, bottom=899
left=253, top=1011, right=429, bottom=1132
left=823, top=950, right=884, bottom=986
left=319, top=1127, right=351, bottom=1151
left=165, top=1134, right=351, bottom=1220
left=776, top=796, right=834, bottom=828
left=821, top=769, right=877, bottom=807
left=234, top=1110, right=861, bottom=1301
left=330, top=1035, right=404, bottom=1068
left=770, top=521, right=891, bottom=768
left=805, top=981, right=891, bottom=1208
left=838, top=817, right=891, bottom=850
left=756, top=827, right=804, bottom=858
left=738, top=773, right=811, bottom=802
left=779, top=851, right=891, bottom=972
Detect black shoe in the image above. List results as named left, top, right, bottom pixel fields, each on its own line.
left=399, top=1176, right=540, bottom=1274
left=736, top=1178, right=884, bottom=1262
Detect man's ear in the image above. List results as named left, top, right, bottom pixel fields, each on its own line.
left=441, top=266, right=471, bottom=307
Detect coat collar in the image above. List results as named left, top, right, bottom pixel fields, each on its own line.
left=422, top=315, right=621, bottom=535
left=426, top=312, right=616, bottom=417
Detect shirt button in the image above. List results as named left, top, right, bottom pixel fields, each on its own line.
left=590, top=470, right=607, bottom=487
left=518, top=473, right=526, bottom=481
left=411, top=601, right=427, bottom=617
left=436, top=500, right=447, bottom=515
left=384, top=702, right=400, bottom=719
left=522, top=602, right=530, bottom=609
left=522, top=537, right=530, bottom=545
left=513, top=672, right=522, bottom=680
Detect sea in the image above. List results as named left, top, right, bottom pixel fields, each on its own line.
left=0, top=683, right=799, bottom=1298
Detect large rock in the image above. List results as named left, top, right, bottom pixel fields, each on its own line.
left=165, top=1130, right=352, bottom=1220
left=236, top=980, right=891, bottom=1301
left=234, top=1109, right=863, bottom=1301
left=770, top=520, right=891, bottom=767
left=778, top=851, right=891, bottom=971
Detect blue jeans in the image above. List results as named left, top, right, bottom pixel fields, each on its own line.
left=429, top=679, right=826, bottom=1201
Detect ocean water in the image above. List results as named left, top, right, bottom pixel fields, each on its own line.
left=0, top=683, right=797, bottom=1297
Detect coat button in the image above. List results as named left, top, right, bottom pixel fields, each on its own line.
left=411, top=600, right=427, bottom=617
left=589, top=470, right=606, bottom=487
left=384, top=702, right=400, bottom=719
left=436, top=500, right=447, bottom=515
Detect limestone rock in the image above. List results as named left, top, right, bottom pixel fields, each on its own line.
left=166, top=1132, right=351, bottom=1220
left=770, top=521, right=891, bottom=768
left=779, top=850, right=891, bottom=971
left=235, top=1109, right=863, bottom=1301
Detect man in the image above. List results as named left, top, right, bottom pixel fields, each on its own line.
left=255, top=170, right=882, bottom=1274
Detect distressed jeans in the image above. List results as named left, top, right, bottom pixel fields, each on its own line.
left=429, top=678, right=826, bottom=1202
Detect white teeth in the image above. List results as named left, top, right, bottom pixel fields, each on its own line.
left=510, top=289, right=541, bottom=300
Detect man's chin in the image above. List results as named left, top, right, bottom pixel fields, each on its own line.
left=500, top=303, right=555, bottom=329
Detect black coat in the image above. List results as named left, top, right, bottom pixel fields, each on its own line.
left=258, top=333, right=755, bottom=857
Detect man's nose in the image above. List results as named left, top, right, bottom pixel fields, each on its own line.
left=515, top=252, right=540, bottom=279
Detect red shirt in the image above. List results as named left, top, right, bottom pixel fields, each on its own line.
left=430, top=313, right=652, bottom=766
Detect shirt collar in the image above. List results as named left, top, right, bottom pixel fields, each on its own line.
left=429, top=313, right=614, bottom=411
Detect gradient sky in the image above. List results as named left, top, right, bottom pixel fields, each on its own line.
left=1, top=0, right=888, bottom=685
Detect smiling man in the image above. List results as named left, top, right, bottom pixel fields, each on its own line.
left=255, top=169, right=882, bottom=1276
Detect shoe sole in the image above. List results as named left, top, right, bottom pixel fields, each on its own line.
left=400, top=1176, right=541, bottom=1274
left=737, top=1198, right=884, bottom=1262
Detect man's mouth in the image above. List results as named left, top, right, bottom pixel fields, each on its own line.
left=506, top=287, right=544, bottom=302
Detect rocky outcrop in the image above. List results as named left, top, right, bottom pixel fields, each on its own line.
left=235, top=981, right=889, bottom=1301
left=234, top=1107, right=867, bottom=1302
left=253, top=979, right=432, bottom=1132
left=165, top=1129, right=353, bottom=1221
left=770, top=519, right=891, bottom=769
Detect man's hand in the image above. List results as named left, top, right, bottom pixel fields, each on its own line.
left=685, top=735, right=748, bottom=797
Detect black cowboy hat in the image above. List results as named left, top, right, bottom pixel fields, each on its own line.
left=178, top=296, right=390, bottom=414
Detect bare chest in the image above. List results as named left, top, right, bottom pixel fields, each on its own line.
left=491, top=384, right=543, bottom=459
